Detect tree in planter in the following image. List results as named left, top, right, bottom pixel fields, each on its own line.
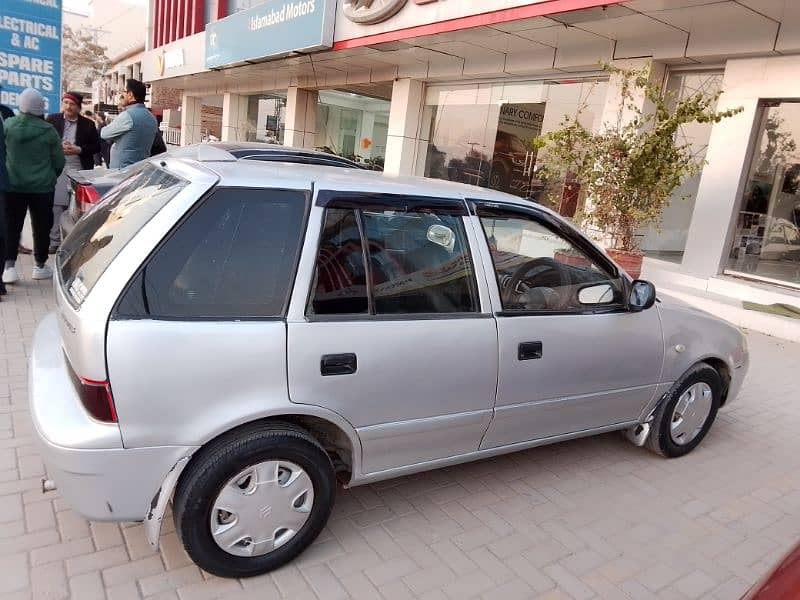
left=533, top=63, right=743, bottom=269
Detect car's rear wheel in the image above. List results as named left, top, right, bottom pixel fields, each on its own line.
left=646, top=363, right=722, bottom=458
left=173, top=423, right=335, bottom=578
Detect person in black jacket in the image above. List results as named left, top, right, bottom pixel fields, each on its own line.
left=0, top=85, right=13, bottom=121
left=0, top=111, right=9, bottom=297
left=46, top=91, right=101, bottom=252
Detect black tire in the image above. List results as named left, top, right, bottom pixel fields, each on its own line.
left=646, top=363, right=722, bottom=458
left=173, top=422, right=335, bottom=578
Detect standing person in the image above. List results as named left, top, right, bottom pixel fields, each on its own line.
left=46, top=91, right=101, bottom=253
left=101, top=79, right=158, bottom=169
left=0, top=111, right=9, bottom=297
left=0, top=85, right=13, bottom=121
left=2, top=88, right=64, bottom=284
left=94, top=112, right=108, bottom=166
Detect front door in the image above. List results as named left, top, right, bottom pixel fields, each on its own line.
left=287, top=193, right=498, bottom=475
left=473, top=203, right=664, bottom=449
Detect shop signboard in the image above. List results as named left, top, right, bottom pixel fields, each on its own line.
left=0, top=0, right=62, bottom=113
left=206, top=0, right=335, bottom=69
left=335, top=0, right=628, bottom=46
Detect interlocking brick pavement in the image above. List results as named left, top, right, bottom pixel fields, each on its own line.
left=1, top=254, right=799, bottom=599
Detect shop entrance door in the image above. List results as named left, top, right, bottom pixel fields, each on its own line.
left=726, top=101, right=800, bottom=289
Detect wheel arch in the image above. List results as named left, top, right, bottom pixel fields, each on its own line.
left=700, top=356, right=732, bottom=406
left=143, top=408, right=362, bottom=551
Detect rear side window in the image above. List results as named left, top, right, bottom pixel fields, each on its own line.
left=59, top=164, right=188, bottom=307
left=118, top=188, right=308, bottom=319
left=309, top=209, right=369, bottom=315
left=308, top=206, right=479, bottom=316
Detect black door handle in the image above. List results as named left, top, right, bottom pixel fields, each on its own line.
left=321, top=353, right=357, bottom=376
left=518, top=341, right=543, bottom=361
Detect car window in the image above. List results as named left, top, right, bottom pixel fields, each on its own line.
left=118, top=188, right=307, bottom=319
left=308, top=208, right=369, bottom=315
left=308, top=206, right=479, bottom=316
left=59, top=164, right=188, bottom=307
left=478, top=211, right=622, bottom=312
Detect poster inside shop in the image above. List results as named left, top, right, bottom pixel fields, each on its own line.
left=491, top=103, right=545, bottom=195
left=0, top=0, right=62, bottom=114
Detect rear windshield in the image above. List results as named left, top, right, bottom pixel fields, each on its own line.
left=58, top=164, right=189, bottom=307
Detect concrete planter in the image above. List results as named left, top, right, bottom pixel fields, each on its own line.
left=606, top=248, right=643, bottom=279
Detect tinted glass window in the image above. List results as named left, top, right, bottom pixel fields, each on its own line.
left=59, top=164, right=187, bottom=307
left=363, top=211, right=478, bottom=314
left=309, top=205, right=479, bottom=315
left=124, top=188, right=307, bottom=318
left=308, top=209, right=369, bottom=315
left=479, top=213, right=622, bottom=312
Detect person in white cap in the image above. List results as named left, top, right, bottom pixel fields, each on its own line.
left=2, top=88, right=64, bottom=283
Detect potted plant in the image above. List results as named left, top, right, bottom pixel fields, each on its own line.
left=533, top=63, right=742, bottom=278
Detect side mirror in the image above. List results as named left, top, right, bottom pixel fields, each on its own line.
left=629, top=280, right=656, bottom=312
left=578, top=282, right=616, bottom=305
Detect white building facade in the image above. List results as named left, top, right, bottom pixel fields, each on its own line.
left=140, top=0, right=800, bottom=312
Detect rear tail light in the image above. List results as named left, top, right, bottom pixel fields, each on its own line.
left=76, top=184, right=101, bottom=215
left=66, top=359, right=117, bottom=423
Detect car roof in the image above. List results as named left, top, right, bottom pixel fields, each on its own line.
left=182, top=152, right=555, bottom=216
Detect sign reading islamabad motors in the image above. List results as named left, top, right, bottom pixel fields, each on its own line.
left=205, top=0, right=335, bottom=69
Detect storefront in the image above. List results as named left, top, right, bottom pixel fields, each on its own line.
left=141, top=0, right=800, bottom=309
left=418, top=77, right=608, bottom=209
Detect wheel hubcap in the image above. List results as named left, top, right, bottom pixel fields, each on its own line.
left=210, top=460, right=314, bottom=557
left=670, top=382, right=713, bottom=446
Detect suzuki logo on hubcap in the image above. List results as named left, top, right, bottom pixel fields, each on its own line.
left=259, top=505, right=272, bottom=519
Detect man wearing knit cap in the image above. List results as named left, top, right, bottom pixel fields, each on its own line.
left=2, top=88, right=64, bottom=284
left=46, top=91, right=101, bottom=252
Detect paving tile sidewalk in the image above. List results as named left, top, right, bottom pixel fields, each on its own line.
left=1, top=254, right=798, bottom=599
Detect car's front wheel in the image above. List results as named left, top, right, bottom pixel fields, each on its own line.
left=173, top=423, right=336, bottom=578
left=646, top=363, right=722, bottom=458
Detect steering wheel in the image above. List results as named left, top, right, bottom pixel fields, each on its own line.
left=505, top=257, right=571, bottom=310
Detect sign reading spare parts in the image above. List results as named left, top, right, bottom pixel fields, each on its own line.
left=205, top=0, right=335, bottom=69
left=0, top=0, right=62, bottom=112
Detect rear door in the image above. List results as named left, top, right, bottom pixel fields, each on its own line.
left=106, top=186, right=311, bottom=448
left=287, top=192, right=498, bottom=475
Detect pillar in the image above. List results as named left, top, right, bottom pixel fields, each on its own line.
left=221, top=92, right=250, bottom=142
left=681, top=98, right=759, bottom=277
left=284, top=87, right=318, bottom=149
left=180, top=95, right=203, bottom=146
left=384, top=79, right=425, bottom=176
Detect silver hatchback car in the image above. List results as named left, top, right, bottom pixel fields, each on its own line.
left=31, top=145, right=748, bottom=578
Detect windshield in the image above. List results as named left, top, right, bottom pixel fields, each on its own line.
left=58, top=164, right=189, bottom=307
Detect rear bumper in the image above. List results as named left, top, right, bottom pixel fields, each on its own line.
left=30, top=314, right=196, bottom=521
